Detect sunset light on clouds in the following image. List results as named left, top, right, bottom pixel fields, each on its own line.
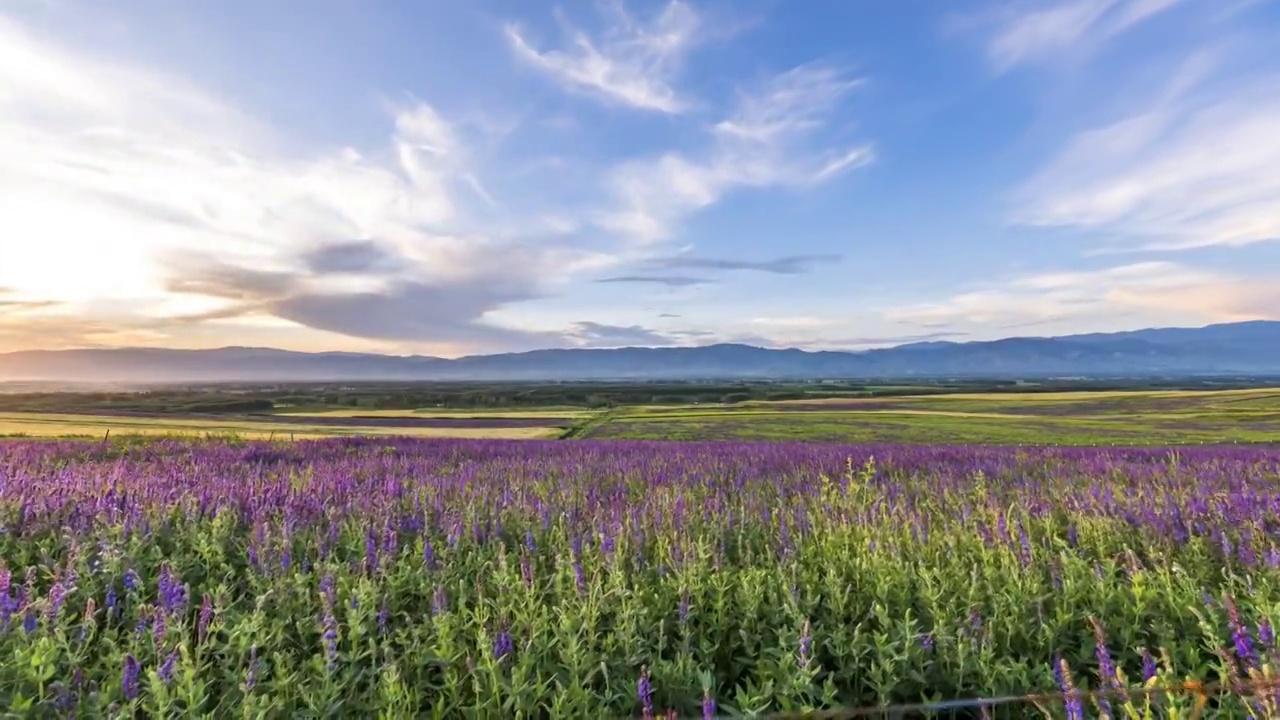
left=2, top=0, right=1279, bottom=357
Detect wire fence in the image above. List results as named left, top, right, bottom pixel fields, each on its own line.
left=754, top=677, right=1280, bottom=718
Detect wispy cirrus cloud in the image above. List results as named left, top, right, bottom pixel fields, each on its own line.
left=569, top=321, right=678, bottom=347
left=650, top=253, right=842, bottom=274
left=0, top=12, right=611, bottom=354
left=0, top=4, right=879, bottom=356
left=1014, top=59, right=1280, bottom=250
left=887, top=262, right=1280, bottom=330
left=599, top=63, right=873, bottom=243
left=981, top=0, right=1191, bottom=70
left=505, top=1, right=699, bottom=113
left=596, top=275, right=712, bottom=287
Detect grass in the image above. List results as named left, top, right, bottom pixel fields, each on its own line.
left=8, top=389, right=1280, bottom=444
left=0, top=412, right=561, bottom=440
left=276, top=408, right=590, bottom=419
left=586, top=389, right=1280, bottom=445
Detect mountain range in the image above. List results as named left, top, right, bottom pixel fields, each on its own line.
left=2, top=321, right=1279, bottom=383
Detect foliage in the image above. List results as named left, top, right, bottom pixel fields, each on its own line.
left=1, top=438, right=1279, bottom=716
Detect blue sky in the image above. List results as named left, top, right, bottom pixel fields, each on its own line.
left=1, top=0, right=1278, bottom=356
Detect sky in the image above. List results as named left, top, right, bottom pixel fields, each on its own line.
left=1, top=0, right=1279, bottom=357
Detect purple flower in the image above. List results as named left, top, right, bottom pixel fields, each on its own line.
left=493, top=628, right=514, bottom=662
left=319, top=574, right=336, bottom=607
left=158, top=649, right=178, bottom=684
left=1088, top=617, right=1118, bottom=685
left=321, top=607, right=338, bottom=672
left=1141, top=647, right=1158, bottom=683
left=153, top=608, right=167, bottom=644
left=1053, top=655, right=1084, bottom=720
left=198, top=593, right=214, bottom=643
left=678, top=592, right=690, bottom=625
left=1223, top=594, right=1258, bottom=669
left=573, top=557, right=586, bottom=596
left=122, top=654, right=140, bottom=700
left=123, top=568, right=140, bottom=593
left=1259, top=618, right=1275, bottom=652
left=798, top=619, right=812, bottom=668
left=22, top=610, right=37, bottom=634
left=920, top=632, right=935, bottom=652
left=638, top=666, right=654, bottom=720
left=378, top=601, right=389, bottom=635
left=44, top=581, right=66, bottom=622
left=365, top=527, right=379, bottom=574
left=702, top=688, right=716, bottom=719
left=423, top=539, right=437, bottom=571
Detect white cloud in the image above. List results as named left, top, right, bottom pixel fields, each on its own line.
left=1014, top=69, right=1280, bottom=249
left=984, top=0, right=1190, bottom=70
left=887, top=262, right=1280, bottom=329
left=0, top=12, right=604, bottom=354
left=0, top=8, right=879, bottom=355
left=599, top=63, right=873, bottom=244
left=749, top=316, right=840, bottom=329
left=505, top=0, right=698, bottom=113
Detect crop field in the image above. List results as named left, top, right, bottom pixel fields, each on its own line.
left=276, top=408, right=591, bottom=419
left=586, top=389, right=1280, bottom=445
left=1, top=437, right=1278, bottom=716
left=0, top=412, right=561, bottom=440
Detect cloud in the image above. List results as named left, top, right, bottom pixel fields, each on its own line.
left=983, top=0, right=1190, bottom=70
left=658, top=312, right=681, bottom=318
left=651, top=253, right=841, bottom=274
left=749, top=316, right=840, bottom=330
left=886, top=262, right=1280, bottom=329
left=505, top=1, right=699, bottom=113
left=300, top=240, right=406, bottom=274
left=0, top=9, right=875, bottom=356
left=600, top=63, right=873, bottom=243
left=1014, top=67, right=1280, bottom=250
left=596, top=275, right=712, bottom=287
left=0, top=12, right=618, bottom=354
left=568, top=321, right=677, bottom=347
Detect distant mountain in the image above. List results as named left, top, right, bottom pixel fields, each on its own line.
left=2, top=321, right=1279, bottom=382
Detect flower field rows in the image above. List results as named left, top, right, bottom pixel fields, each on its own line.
left=1, top=437, right=1279, bottom=716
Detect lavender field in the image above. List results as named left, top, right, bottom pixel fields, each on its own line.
left=2, top=437, right=1279, bottom=717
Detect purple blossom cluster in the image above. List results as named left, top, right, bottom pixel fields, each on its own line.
left=1, top=437, right=1279, bottom=715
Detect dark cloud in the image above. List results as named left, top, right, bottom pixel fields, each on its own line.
left=596, top=275, right=713, bottom=287
left=569, top=321, right=677, bottom=348
left=300, top=240, right=404, bottom=274
left=160, top=250, right=564, bottom=351
left=658, top=312, right=681, bottom=318
left=164, top=259, right=298, bottom=302
left=648, top=253, right=842, bottom=275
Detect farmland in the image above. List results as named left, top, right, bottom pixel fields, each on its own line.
left=586, top=389, right=1280, bottom=445
left=2, top=388, right=1278, bottom=446
left=1, top=438, right=1278, bottom=716
left=0, top=412, right=564, bottom=440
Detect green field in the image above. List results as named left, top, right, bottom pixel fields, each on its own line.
left=583, top=389, right=1280, bottom=444
left=277, top=408, right=590, bottom=419
left=5, top=389, right=1280, bottom=444
left=0, top=412, right=562, bottom=440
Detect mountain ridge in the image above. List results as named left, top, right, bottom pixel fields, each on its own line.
left=2, top=320, right=1278, bottom=382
